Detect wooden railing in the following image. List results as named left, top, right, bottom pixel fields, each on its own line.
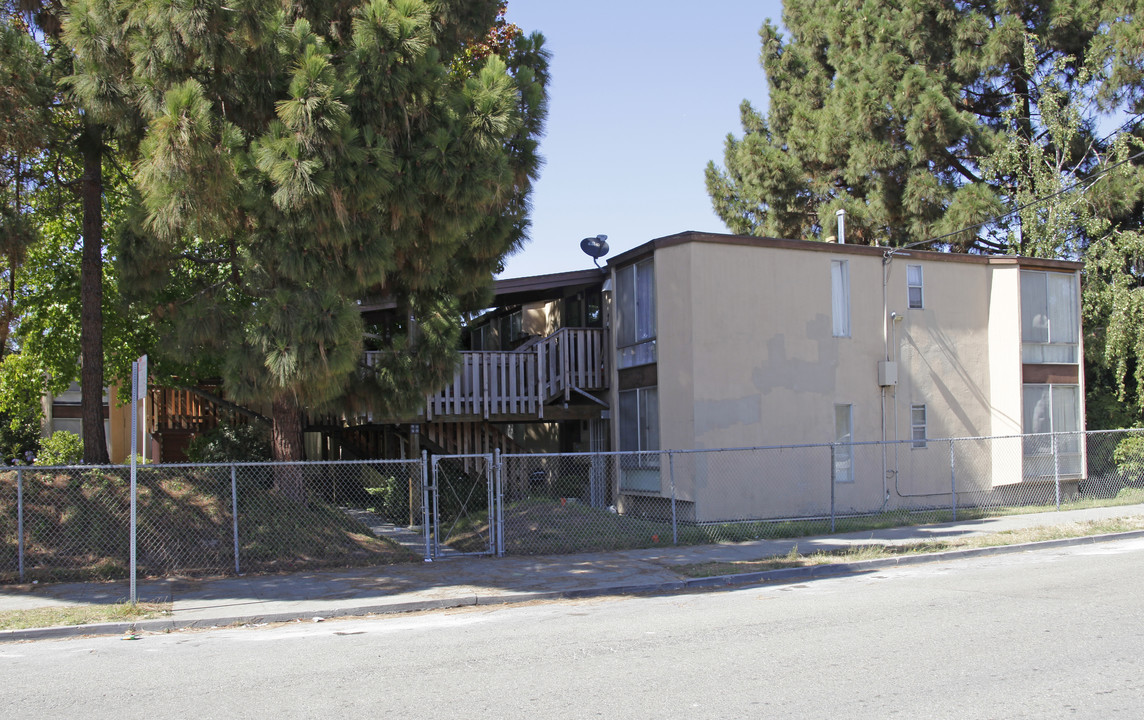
left=362, top=327, right=608, bottom=421
left=426, top=350, right=540, bottom=419
left=149, top=387, right=223, bottom=433
left=538, top=327, right=609, bottom=403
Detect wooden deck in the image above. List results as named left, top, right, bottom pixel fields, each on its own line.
left=364, top=327, right=608, bottom=421
left=149, top=328, right=609, bottom=440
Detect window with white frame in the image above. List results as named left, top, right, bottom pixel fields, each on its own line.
left=911, top=404, right=927, bottom=448
left=619, top=386, right=660, bottom=491
left=834, top=403, right=853, bottom=483
left=617, top=259, right=657, bottom=368
left=1021, top=270, right=1079, bottom=364
left=907, top=264, right=924, bottom=309
left=831, top=260, right=850, bottom=338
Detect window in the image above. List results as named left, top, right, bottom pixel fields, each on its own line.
left=470, top=324, right=487, bottom=351
left=831, top=260, right=850, bottom=337
left=911, top=404, right=927, bottom=448
left=619, top=386, right=660, bottom=491
left=1021, top=270, right=1078, bottom=364
left=565, top=294, right=582, bottom=328
left=834, top=404, right=853, bottom=483
left=907, top=265, right=924, bottom=309
left=496, top=310, right=523, bottom=349
left=1023, top=384, right=1082, bottom=478
left=617, top=259, right=657, bottom=367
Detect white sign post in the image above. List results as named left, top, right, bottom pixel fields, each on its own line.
left=137, top=354, right=148, bottom=465
left=129, top=359, right=138, bottom=604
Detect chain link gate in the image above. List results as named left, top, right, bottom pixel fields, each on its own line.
left=427, top=454, right=500, bottom=558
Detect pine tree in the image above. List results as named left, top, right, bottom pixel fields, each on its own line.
left=707, top=1, right=1144, bottom=425
left=2, top=1, right=118, bottom=463
left=66, top=0, right=548, bottom=488
left=706, top=1, right=1144, bottom=251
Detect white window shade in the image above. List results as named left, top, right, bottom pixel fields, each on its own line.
left=907, top=264, right=923, bottom=309
left=832, top=260, right=850, bottom=338
left=1021, top=270, right=1078, bottom=363
left=617, top=260, right=657, bottom=368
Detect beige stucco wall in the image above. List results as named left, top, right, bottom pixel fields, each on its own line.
left=637, top=241, right=1031, bottom=522
left=522, top=300, right=561, bottom=337
left=985, top=264, right=1025, bottom=486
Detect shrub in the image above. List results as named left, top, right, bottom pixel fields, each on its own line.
left=1113, top=434, right=1144, bottom=485
left=186, top=422, right=272, bottom=463
left=35, top=431, right=84, bottom=466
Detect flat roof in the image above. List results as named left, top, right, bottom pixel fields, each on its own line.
left=607, top=231, right=1084, bottom=272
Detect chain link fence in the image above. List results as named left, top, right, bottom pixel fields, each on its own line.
left=3, top=430, right=1144, bottom=583
left=495, top=429, right=1144, bottom=554
left=0, top=459, right=423, bottom=585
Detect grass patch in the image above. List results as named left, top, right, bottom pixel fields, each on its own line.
left=446, top=488, right=1144, bottom=556
left=0, top=602, right=171, bottom=631
left=449, top=497, right=681, bottom=555
left=675, top=516, right=1144, bottom=578
left=0, top=467, right=417, bottom=584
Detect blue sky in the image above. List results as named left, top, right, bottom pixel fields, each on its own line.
left=499, top=2, right=786, bottom=278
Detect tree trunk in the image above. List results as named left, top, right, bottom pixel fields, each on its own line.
left=272, top=392, right=305, bottom=502
left=79, top=121, right=110, bottom=465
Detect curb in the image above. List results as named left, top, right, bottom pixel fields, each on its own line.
left=5, top=529, right=1143, bottom=643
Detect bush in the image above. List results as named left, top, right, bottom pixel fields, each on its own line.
left=0, top=353, right=44, bottom=464
left=1113, top=434, right=1144, bottom=485
left=186, top=422, right=272, bottom=463
left=35, top=431, right=84, bottom=466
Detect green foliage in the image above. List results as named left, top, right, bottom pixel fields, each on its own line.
left=185, top=422, right=273, bottom=463
left=1113, top=434, right=1144, bottom=483
left=708, top=2, right=1144, bottom=249
left=65, top=0, right=549, bottom=460
left=0, top=352, right=43, bottom=463
left=35, top=431, right=84, bottom=466
left=363, top=472, right=405, bottom=514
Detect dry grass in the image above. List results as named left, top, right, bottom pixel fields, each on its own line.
left=0, top=602, right=171, bottom=631
left=675, top=516, right=1144, bottom=578
left=0, top=467, right=416, bottom=584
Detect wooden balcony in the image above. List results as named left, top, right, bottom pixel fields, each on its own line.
left=363, top=327, right=609, bottom=422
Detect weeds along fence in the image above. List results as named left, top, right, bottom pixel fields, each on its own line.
left=0, top=459, right=424, bottom=585
left=493, top=429, right=1144, bottom=554
left=3, top=430, right=1144, bottom=585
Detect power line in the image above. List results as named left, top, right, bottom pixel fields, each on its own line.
left=901, top=147, right=1144, bottom=251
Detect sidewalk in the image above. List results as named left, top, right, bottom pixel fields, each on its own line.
left=4, top=503, right=1144, bottom=641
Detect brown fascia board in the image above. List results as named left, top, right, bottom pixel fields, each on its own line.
left=606, top=230, right=1083, bottom=271
left=491, top=268, right=606, bottom=304
left=357, top=267, right=606, bottom=316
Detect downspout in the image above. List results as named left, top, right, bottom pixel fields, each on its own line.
left=881, top=247, right=897, bottom=506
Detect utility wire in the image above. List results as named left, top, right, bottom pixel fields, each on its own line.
left=900, top=146, right=1144, bottom=251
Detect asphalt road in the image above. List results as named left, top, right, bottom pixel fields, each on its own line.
left=4, top=538, right=1144, bottom=719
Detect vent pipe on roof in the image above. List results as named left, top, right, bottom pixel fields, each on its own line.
left=836, top=209, right=847, bottom=245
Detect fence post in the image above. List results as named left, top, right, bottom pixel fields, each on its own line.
left=669, top=452, right=678, bottom=545
left=494, top=449, right=504, bottom=557
left=829, top=444, right=836, bottom=533
left=421, top=450, right=432, bottom=562
left=16, top=467, right=23, bottom=583
left=1052, top=432, right=1061, bottom=511
left=949, top=439, right=957, bottom=522
left=231, top=464, right=240, bottom=575
left=129, top=380, right=138, bottom=605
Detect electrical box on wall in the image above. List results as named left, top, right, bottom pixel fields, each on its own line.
left=878, top=361, right=898, bottom=387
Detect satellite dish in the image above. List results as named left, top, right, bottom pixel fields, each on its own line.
left=580, top=234, right=610, bottom=267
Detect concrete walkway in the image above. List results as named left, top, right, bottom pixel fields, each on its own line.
left=3, top=503, right=1143, bottom=642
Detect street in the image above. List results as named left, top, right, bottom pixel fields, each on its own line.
left=4, top=538, right=1144, bottom=719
